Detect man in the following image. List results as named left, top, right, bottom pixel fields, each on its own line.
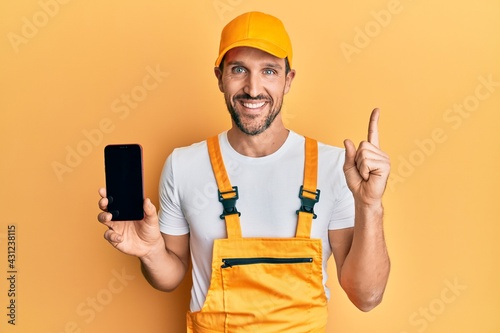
left=98, top=11, right=390, bottom=332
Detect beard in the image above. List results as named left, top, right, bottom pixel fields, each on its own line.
left=225, top=93, right=284, bottom=136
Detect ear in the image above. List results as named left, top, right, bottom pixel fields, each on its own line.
left=284, top=69, right=296, bottom=95
left=214, top=67, right=224, bottom=92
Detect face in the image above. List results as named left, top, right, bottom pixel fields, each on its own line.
left=214, top=47, right=295, bottom=136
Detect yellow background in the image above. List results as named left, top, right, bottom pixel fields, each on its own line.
left=1, top=0, right=499, bottom=332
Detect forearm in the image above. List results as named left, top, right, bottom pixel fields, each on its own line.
left=139, top=238, right=189, bottom=292
left=340, top=202, right=390, bottom=311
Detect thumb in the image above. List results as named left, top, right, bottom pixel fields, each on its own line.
left=343, top=139, right=357, bottom=172
left=143, top=198, right=158, bottom=222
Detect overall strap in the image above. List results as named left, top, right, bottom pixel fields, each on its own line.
left=207, top=135, right=319, bottom=240
left=295, top=137, right=320, bottom=239
left=207, top=136, right=242, bottom=239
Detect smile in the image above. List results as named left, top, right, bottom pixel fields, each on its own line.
left=241, top=101, right=266, bottom=109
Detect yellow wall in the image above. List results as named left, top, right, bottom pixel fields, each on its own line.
left=1, top=1, right=499, bottom=332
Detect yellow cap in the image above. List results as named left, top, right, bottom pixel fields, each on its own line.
left=215, top=12, right=293, bottom=67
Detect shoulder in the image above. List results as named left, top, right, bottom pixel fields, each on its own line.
left=170, top=138, right=209, bottom=161
left=292, top=131, right=345, bottom=162
left=304, top=135, right=347, bottom=183
left=317, top=140, right=345, bottom=164
left=160, top=135, right=217, bottom=183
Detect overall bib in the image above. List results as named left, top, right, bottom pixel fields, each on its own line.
left=187, top=136, right=327, bottom=333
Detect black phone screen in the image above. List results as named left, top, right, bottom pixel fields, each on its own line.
left=104, top=144, right=144, bottom=221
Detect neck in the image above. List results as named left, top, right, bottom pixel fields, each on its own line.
left=227, top=123, right=289, bottom=157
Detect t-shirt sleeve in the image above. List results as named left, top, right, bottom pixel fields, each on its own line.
left=158, top=153, right=190, bottom=235
left=328, top=151, right=355, bottom=230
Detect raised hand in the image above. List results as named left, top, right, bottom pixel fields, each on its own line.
left=97, top=188, right=164, bottom=258
left=343, top=108, right=390, bottom=206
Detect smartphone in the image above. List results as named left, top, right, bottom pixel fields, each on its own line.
left=104, top=144, right=144, bottom=221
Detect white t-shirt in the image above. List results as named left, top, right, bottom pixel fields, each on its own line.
left=158, top=131, right=354, bottom=312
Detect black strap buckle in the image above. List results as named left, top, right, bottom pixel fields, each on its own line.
left=296, top=185, right=320, bottom=219
left=218, top=186, right=240, bottom=219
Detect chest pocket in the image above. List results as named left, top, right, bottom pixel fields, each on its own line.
left=187, top=136, right=328, bottom=333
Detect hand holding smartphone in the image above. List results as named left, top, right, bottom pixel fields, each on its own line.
left=104, top=144, right=144, bottom=221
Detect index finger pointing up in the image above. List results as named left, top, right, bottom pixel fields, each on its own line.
left=368, top=108, right=381, bottom=148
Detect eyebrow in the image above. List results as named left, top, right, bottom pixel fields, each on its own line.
left=227, top=60, right=283, bottom=70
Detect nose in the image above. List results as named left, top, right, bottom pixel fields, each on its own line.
left=243, top=72, right=261, bottom=98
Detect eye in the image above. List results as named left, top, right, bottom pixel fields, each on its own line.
left=263, top=69, right=277, bottom=75
left=231, top=66, right=246, bottom=74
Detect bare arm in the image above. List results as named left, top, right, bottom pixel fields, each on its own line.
left=330, top=206, right=389, bottom=311
left=140, top=233, right=190, bottom=292
left=97, top=188, right=189, bottom=292
left=330, top=108, right=391, bottom=311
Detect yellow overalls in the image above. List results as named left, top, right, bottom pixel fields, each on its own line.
left=187, top=136, right=327, bottom=332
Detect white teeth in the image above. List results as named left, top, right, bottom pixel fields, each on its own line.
left=242, top=101, right=265, bottom=109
